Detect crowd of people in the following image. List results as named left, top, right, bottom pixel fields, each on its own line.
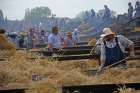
left=7, top=29, right=48, bottom=48
left=1, top=26, right=135, bottom=69
left=6, top=26, right=80, bottom=49
left=83, top=4, right=112, bottom=23
left=83, top=1, right=140, bottom=26
left=0, top=2, right=139, bottom=69
left=47, top=26, right=80, bottom=53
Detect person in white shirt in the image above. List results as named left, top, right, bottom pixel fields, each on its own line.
left=72, top=28, right=80, bottom=43
left=48, top=26, right=63, bottom=52
left=100, top=28, right=135, bottom=68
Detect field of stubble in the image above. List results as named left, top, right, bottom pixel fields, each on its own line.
left=0, top=50, right=140, bottom=93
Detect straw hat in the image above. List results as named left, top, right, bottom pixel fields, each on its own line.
left=66, top=32, right=72, bottom=36
left=100, top=28, right=114, bottom=37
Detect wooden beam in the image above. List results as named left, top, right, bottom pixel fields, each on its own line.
left=62, top=83, right=140, bottom=93
left=53, top=54, right=140, bottom=61
left=0, top=88, right=26, bottom=93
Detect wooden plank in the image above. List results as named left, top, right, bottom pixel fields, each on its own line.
left=125, top=46, right=140, bottom=51
left=50, top=45, right=140, bottom=51
left=29, top=46, right=140, bottom=58
left=77, top=42, right=88, bottom=46
left=0, top=89, right=25, bottom=93
left=53, top=53, right=140, bottom=61
left=30, top=45, right=140, bottom=53
left=62, top=46, right=140, bottom=55
left=63, top=46, right=93, bottom=50
left=34, top=42, right=88, bottom=48
left=62, top=83, right=140, bottom=93
left=53, top=54, right=97, bottom=61
left=16, top=48, right=28, bottom=50
left=16, top=40, right=140, bottom=50
left=75, top=40, right=139, bottom=46
left=0, top=88, right=26, bottom=93
left=134, top=41, right=140, bottom=46
left=61, top=49, right=91, bottom=55
left=29, top=46, right=93, bottom=56
left=26, top=38, right=140, bottom=49
left=35, top=44, right=47, bottom=48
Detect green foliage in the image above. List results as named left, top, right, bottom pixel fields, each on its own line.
left=24, top=6, right=51, bottom=22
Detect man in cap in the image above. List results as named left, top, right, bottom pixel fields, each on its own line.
left=64, top=32, right=77, bottom=47
left=100, top=28, right=135, bottom=69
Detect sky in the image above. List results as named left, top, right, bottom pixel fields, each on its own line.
left=0, top=0, right=138, bottom=20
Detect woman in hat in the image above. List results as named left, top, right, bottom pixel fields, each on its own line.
left=64, top=32, right=77, bottom=47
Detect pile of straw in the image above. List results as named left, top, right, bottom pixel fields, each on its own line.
left=0, top=50, right=139, bottom=93
left=88, top=38, right=97, bottom=46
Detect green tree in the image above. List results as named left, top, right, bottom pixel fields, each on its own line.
left=24, top=6, right=51, bottom=21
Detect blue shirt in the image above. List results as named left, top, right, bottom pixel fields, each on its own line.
left=48, top=33, right=62, bottom=48
left=72, top=30, right=80, bottom=43
left=64, top=37, right=76, bottom=47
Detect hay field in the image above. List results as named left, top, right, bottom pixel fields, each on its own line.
left=0, top=50, right=140, bottom=93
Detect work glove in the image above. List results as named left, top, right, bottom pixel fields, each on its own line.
left=130, top=51, right=135, bottom=57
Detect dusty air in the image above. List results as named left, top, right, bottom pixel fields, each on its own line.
left=0, top=1, right=140, bottom=93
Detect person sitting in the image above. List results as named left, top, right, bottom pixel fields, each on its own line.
left=0, top=29, right=16, bottom=59
left=100, top=28, right=135, bottom=69
left=64, top=32, right=77, bottom=48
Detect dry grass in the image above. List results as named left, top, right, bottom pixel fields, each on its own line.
left=119, top=88, right=140, bottom=93
left=0, top=50, right=139, bottom=93
left=88, top=38, right=97, bottom=46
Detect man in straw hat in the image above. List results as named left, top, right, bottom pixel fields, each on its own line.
left=64, top=32, right=77, bottom=47
left=100, top=28, right=135, bottom=69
